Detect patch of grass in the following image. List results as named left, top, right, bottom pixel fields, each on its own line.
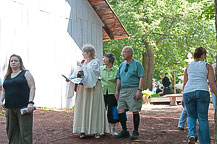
left=39, top=106, right=75, bottom=112
left=42, top=107, right=56, bottom=111
left=64, top=114, right=72, bottom=118
left=41, top=106, right=75, bottom=112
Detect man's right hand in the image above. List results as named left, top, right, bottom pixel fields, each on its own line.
left=115, top=91, right=119, bottom=100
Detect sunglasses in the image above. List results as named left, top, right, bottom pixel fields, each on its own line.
left=125, top=64, right=129, bottom=72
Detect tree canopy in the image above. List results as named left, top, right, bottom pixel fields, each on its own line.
left=104, top=0, right=217, bottom=87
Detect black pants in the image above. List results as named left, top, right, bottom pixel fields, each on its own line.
left=104, top=93, right=119, bottom=124
left=164, top=87, right=172, bottom=94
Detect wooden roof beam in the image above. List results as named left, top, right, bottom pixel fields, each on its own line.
left=88, top=0, right=129, bottom=41
left=103, top=26, right=114, bottom=40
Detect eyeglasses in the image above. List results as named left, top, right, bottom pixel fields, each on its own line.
left=125, top=64, right=129, bottom=72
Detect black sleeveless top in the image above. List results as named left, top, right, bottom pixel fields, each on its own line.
left=3, top=70, right=30, bottom=108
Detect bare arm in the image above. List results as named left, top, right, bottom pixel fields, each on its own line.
left=136, top=77, right=144, bottom=100
left=0, top=87, right=4, bottom=106
left=25, top=71, right=36, bottom=112
left=207, top=64, right=217, bottom=96
left=115, top=79, right=121, bottom=100
left=138, top=77, right=144, bottom=90
left=183, top=66, right=189, bottom=91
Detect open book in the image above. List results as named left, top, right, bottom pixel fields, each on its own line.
left=61, top=74, right=83, bottom=84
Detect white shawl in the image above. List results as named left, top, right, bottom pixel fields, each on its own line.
left=81, top=58, right=100, bottom=88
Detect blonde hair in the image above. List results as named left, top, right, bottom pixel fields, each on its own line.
left=82, top=44, right=96, bottom=58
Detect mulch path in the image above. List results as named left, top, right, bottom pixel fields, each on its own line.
left=0, top=105, right=215, bottom=144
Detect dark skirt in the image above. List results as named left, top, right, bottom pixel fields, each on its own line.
left=104, top=93, right=119, bottom=124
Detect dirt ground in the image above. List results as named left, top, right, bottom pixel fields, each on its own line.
left=0, top=104, right=215, bottom=144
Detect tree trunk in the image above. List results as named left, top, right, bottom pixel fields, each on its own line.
left=143, top=40, right=154, bottom=90
left=143, top=52, right=149, bottom=89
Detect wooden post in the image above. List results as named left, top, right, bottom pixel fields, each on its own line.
left=174, top=70, right=176, bottom=94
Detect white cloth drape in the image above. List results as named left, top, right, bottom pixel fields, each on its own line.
left=81, top=59, right=100, bottom=88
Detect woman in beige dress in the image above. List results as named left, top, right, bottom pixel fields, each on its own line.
left=72, top=44, right=110, bottom=139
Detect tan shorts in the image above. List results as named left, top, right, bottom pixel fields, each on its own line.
left=117, top=87, right=143, bottom=112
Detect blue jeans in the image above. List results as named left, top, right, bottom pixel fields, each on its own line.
left=178, top=107, right=187, bottom=128
left=211, top=92, right=216, bottom=111
left=183, top=90, right=210, bottom=144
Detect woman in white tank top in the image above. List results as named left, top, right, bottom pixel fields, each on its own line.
left=183, top=47, right=216, bottom=144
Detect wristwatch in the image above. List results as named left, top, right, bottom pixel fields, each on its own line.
left=28, top=101, right=34, bottom=105
left=137, top=88, right=142, bottom=91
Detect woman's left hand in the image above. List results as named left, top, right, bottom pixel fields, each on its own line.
left=26, top=103, right=34, bottom=113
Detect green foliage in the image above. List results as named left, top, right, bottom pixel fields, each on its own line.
left=142, top=89, right=160, bottom=98
left=199, top=2, right=215, bottom=20
left=151, top=94, right=161, bottom=97
left=105, top=0, right=217, bottom=83
left=142, top=89, right=153, bottom=98
left=71, top=106, right=75, bottom=111
left=0, top=109, right=5, bottom=116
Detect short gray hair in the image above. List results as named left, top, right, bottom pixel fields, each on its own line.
left=123, top=46, right=133, bottom=54
left=82, top=44, right=96, bottom=58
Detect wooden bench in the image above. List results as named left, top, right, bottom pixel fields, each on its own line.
left=150, top=97, right=170, bottom=103
left=163, top=94, right=183, bottom=106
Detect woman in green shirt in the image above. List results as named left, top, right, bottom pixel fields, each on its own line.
left=101, top=53, right=119, bottom=135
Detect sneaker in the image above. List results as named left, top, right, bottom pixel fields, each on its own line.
left=188, top=136, right=195, bottom=144
left=79, top=133, right=86, bottom=139
left=111, top=128, right=118, bottom=136
left=177, top=126, right=184, bottom=130
left=115, top=130, right=130, bottom=138
left=130, top=130, right=139, bottom=140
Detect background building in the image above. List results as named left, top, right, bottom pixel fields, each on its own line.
left=0, top=0, right=128, bottom=108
